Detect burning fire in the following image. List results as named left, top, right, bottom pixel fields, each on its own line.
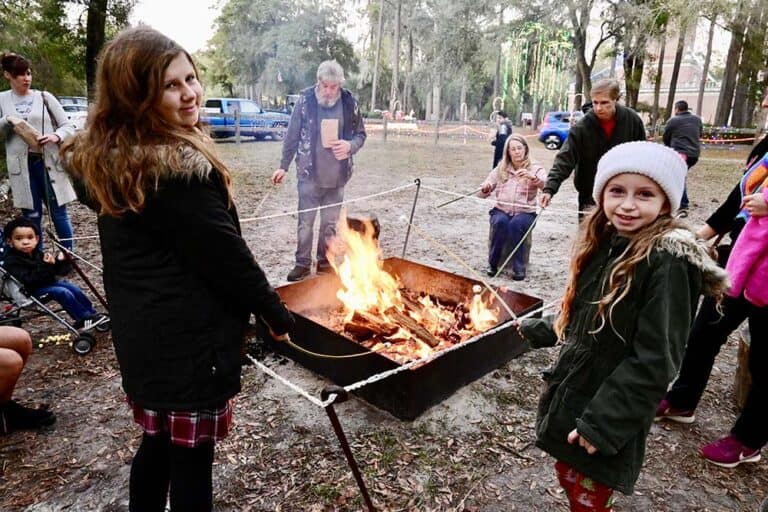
left=326, top=213, right=499, bottom=363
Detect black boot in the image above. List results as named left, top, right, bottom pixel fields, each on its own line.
left=287, top=265, right=310, bottom=282
left=0, top=400, right=56, bottom=434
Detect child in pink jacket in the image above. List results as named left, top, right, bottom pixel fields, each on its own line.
left=478, top=134, right=546, bottom=280
left=726, top=153, right=768, bottom=306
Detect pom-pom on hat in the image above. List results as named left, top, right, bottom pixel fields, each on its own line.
left=593, top=141, right=687, bottom=211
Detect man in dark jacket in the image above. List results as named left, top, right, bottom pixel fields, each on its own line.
left=272, top=60, right=366, bottom=282
left=663, top=100, right=703, bottom=215
left=491, top=111, right=513, bottom=168
left=539, top=79, right=646, bottom=217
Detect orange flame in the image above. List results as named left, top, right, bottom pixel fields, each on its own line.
left=327, top=212, right=499, bottom=362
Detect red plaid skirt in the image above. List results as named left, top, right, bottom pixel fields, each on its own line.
left=130, top=398, right=234, bottom=448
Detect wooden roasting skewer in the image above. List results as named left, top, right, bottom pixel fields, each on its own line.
left=435, top=187, right=483, bottom=208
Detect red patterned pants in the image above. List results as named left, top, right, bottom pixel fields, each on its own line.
left=555, top=460, right=615, bottom=512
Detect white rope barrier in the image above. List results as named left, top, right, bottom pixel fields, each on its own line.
left=420, top=184, right=591, bottom=217
left=246, top=354, right=336, bottom=408
left=239, top=182, right=418, bottom=224
left=246, top=301, right=560, bottom=409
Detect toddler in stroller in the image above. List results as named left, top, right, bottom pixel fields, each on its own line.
left=0, top=217, right=108, bottom=354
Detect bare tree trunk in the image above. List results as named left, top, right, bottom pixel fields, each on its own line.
left=715, top=1, right=748, bottom=126
left=573, top=72, right=583, bottom=110
left=623, top=47, right=644, bottom=109
left=459, top=72, right=467, bottom=121
left=732, top=1, right=766, bottom=127
left=86, top=0, right=107, bottom=101
left=569, top=0, right=593, bottom=99
left=665, top=21, right=688, bottom=122
left=370, top=0, right=385, bottom=112
left=493, top=8, right=504, bottom=99
left=432, top=79, right=441, bottom=144
left=651, top=26, right=667, bottom=132
left=493, top=47, right=502, bottom=100
left=697, top=14, right=716, bottom=117
left=389, top=0, right=401, bottom=112
left=403, top=29, right=413, bottom=114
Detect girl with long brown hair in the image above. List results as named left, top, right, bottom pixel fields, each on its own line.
left=519, top=141, right=728, bottom=511
left=63, top=27, right=293, bottom=511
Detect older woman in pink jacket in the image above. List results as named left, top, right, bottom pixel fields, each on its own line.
left=478, top=134, right=546, bottom=280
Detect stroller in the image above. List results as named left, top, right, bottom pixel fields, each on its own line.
left=0, top=232, right=110, bottom=355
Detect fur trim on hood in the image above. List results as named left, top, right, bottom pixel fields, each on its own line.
left=157, top=145, right=213, bottom=181
left=655, top=228, right=730, bottom=297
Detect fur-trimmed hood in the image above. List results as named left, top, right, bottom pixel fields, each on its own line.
left=66, top=143, right=214, bottom=181
left=157, top=145, right=213, bottom=181
left=655, top=228, right=730, bottom=297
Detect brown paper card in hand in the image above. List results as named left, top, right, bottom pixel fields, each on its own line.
left=320, top=118, right=339, bottom=148
left=7, top=115, right=42, bottom=152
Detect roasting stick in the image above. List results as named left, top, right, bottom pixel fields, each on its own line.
left=398, top=216, right=518, bottom=322
left=434, top=187, right=483, bottom=208
left=252, top=187, right=275, bottom=216
left=284, top=336, right=378, bottom=359
left=493, top=205, right=545, bottom=278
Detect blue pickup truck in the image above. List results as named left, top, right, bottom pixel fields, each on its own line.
left=201, top=98, right=290, bottom=140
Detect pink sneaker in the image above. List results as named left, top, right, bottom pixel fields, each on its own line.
left=654, top=398, right=695, bottom=424
left=700, top=435, right=761, bottom=468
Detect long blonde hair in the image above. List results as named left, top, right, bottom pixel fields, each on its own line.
left=62, top=26, right=231, bottom=216
left=496, top=134, right=531, bottom=182
left=553, top=207, right=681, bottom=341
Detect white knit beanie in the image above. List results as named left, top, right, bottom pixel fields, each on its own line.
left=593, top=141, right=688, bottom=211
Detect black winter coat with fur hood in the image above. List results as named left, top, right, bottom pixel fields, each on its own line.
left=79, top=146, right=293, bottom=410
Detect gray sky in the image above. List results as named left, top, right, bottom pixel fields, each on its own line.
left=130, top=0, right=222, bottom=53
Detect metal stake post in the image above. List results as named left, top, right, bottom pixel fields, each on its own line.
left=47, top=230, right=108, bottom=309
left=401, top=178, right=421, bottom=258
left=321, top=387, right=376, bottom=511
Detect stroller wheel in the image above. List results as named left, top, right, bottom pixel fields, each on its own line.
left=95, top=318, right=111, bottom=332
left=72, top=333, right=96, bottom=355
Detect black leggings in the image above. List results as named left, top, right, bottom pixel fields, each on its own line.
left=129, top=432, right=215, bottom=512
left=666, top=294, right=767, bottom=450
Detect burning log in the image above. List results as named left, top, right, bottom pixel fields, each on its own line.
left=384, top=307, right=441, bottom=347
left=344, top=310, right=398, bottom=340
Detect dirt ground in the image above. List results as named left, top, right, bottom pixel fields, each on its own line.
left=1, top=129, right=765, bottom=511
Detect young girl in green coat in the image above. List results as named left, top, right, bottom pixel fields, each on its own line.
left=520, top=141, right=729, bottom=511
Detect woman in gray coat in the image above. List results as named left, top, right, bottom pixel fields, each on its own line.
left=1, top=53, right=76, bottom=249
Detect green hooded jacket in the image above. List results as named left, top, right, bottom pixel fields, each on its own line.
left=521, top=229, right=729, bottom=494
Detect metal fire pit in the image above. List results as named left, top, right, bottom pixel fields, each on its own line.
left=263, top=257, right=542, bottom=420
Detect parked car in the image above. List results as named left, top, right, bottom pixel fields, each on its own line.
left=62, top=104, right=88, bottom=130
left=201, top=98, right=290, bottom=140
left=537, top=111, right=583, bottom=150
left=57, top=96, right=88, bottom=107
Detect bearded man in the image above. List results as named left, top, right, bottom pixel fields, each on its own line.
left=272, top=60, right=367, bottom=281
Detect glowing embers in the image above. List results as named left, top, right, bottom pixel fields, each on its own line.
left=325, top=214, right=499, bottom=364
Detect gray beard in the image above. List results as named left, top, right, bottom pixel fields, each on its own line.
left=315, top=87, right=341, bottom=108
